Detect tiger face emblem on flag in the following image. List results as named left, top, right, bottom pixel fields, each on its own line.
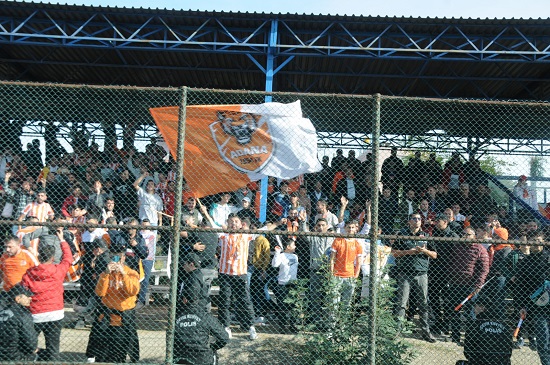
left=210, top=111, right=275, bottom=173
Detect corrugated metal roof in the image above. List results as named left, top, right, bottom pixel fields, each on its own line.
left=0, top=0, right=549, bottom=102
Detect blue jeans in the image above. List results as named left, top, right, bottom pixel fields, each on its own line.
left=533, top=315, right=550, bottom=365
left=138, top=259, right=154, bottom=304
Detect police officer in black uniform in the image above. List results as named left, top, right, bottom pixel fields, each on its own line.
left=460, top=295, right=512, bottom=365
left=174, top=253, right=229, bottom=365
left=0, top=284, right=38, bottom=361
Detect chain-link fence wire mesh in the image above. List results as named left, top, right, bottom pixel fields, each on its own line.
left=0, top=82, right=548, bottom=365
left=0, top=82, right=183, bottom=364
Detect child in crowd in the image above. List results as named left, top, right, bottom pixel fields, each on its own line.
left=272, top=238, right=299, bottom=331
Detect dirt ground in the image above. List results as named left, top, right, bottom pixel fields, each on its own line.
left=55, top=299, right=541, bottom=365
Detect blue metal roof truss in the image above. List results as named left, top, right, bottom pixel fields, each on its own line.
left=1, top=8, right=549, bottom=63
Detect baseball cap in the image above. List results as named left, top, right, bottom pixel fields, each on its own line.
left=242, top=197, right=251, bottom=203
left=519, top=175, right=528, bottom=181
left=435, top=213, right=450, bottom=222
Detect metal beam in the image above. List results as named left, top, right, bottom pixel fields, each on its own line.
left=316, top=131, right=550, bottom=156
left=1, top=6, right=550, bottom=62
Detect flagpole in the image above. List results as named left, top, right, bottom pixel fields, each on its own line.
left=258, top=19, right=278, bottom=223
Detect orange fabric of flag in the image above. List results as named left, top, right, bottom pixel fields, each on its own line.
left=151, top=105, right=251, bottom=198
left=151, top=101, right=322, bottom=198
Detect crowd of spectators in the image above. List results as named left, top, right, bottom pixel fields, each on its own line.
left=0, top=138, right=548, bottom=365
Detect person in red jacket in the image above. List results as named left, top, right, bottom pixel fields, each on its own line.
left=61, top=185, right=88, bottom=218
left=21, top=229, right=72, bottom=361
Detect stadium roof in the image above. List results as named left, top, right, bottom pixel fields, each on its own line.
left=0, top=1, right=549, bottom=154
left=1, top=1, right=550, bottom=100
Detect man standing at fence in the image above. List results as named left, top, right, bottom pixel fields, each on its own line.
left=299, top=217, right=334, bottom=326
left=391, top=213, right=437, bottom=343
left=329, top=220, right=363, bottom=308
left=21, top=229, right=72, bottom=361
left=429, top=213, right=459, bottom=335
left=0, top=284, right=38, bottom=362
left=0, top=236, right=38, bottom=292
left=511, top=230, right=549, bottom=365
left=446, top=226, right=490, bottom=346
left=86, top=240, right=140, bottom=363
left=174, top=267, right=229, bottom=365
left=201, top=210, right=257, bottom=340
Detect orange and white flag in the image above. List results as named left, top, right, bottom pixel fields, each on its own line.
left=150, top=101, right=321, bottom=198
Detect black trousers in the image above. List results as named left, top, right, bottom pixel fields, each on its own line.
left=273, top=283, right=295, bottom=323
left=86, top=308, right=139, bottom=363
left=445, top=284, right=473, bottom=342
left=428, top=272, right=448, bottom=331
left=218, top=274, right=255, bottom=328
left=35, top=319, right=62, bottom=361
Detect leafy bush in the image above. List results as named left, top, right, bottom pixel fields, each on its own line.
left=281, top=266, right=416, bottom=365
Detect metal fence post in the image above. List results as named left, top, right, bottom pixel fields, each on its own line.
left=165, top=86, right=187, bottom=365
left=366, top=93, right=382, bottom=365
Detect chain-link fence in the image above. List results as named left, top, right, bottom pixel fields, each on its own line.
left=0, top=81, right=548, bottom=365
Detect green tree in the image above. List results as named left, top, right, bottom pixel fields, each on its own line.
left=530, top=156, right=545, bottom=178
left=279, top=265, right=416, bottom=365
left=478, top=155, right=516, bottom=176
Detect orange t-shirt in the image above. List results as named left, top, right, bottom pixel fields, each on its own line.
left=331, top=237, right=363, bottom=278
left=0, top=249, right=39, bottom=291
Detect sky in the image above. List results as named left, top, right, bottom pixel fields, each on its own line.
left=46, top=0, right=549, bottom=19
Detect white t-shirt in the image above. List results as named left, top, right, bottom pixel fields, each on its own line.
left=137, top=187, right=163, bottom=225
left=81, top=228, right=106, bottom=243
left=272, top=250, right=298, bottom=285
left=210, top=203, right=240, bottom=227
left=314, top=211, right=339, bottom=229
left=360, top=239, right=390, bottom=277
left=141, top=229, right=157, bottom=261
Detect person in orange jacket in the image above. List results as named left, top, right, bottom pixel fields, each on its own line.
left=86, top=240, right=140, bottom=363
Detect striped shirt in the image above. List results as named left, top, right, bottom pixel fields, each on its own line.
left=218, top=233, right=253, bottom=276
left=70, top=215, right=87, bottom=245
left=21, top=202, right=54, bottom=222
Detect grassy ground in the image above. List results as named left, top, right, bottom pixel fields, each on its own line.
left=54, top=296, right=541, bottom=364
